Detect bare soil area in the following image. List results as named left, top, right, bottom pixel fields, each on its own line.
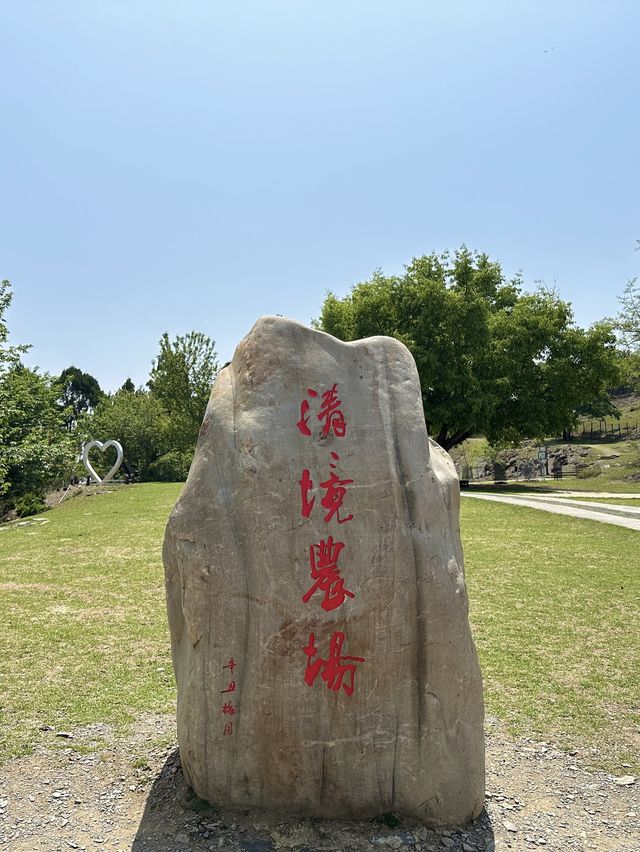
left=0, top=715, right=637, bottom=852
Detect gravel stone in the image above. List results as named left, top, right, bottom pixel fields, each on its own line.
left=0, top=713, right=638, bottom=851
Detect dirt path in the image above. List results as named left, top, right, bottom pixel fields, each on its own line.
left=0, top=715, right=637, bottom=852
left=462, top=493, right=640, bottom=531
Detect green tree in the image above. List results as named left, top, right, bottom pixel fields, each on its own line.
left=88, top=389, right=171, bottom=481
left=0, top=283, right=75, bottom=514
left=0, top=365, right=76, bottom=512
left=0, top=280, right=29, bottom=375
left=56, top=365, right=104, bottom=429
left=317, top=248, right=620, bottom=450
left=543, top=322, right=620, bottom=439
left=615, top=349, right=640, bottom=393
left=613, top=276, right=640, bottom=391
left=148, top=331, right=219, bottom=451
left=616, top=277, right=640, bottom=350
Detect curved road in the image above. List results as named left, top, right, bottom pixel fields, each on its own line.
left=462, top=492, right=640, bottom=531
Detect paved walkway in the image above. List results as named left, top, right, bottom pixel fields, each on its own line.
left=546, top=490, right=640, bottom=499
left=462, top=491, right=640, bottom=531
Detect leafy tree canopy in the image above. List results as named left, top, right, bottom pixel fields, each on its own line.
left=148, top=331, right=219, bottom=451
left=317, top=248, right=620, bottom=450
left=0, top=280, right=29, bottom=376
left=88, top=389, right=171, bottom=480
left=0, top=365, right=76, bottom=508
left=615, top=348, right=640, bottom=393
left=0, top=283, right=75, bottom=511
left=56, top=365, right=104, bottom=428
left=610, top=254, right=640, bottom=390
left=616, top=278, right=640, bottom=351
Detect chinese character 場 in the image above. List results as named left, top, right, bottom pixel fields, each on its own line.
left=303, top=631, right=365, bottom=697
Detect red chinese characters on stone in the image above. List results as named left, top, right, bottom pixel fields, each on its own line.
left=296, top=388, right=318, bottom=436
left=302, top=536, right=354, bottom=611
left=298, top=453, right=354, bottom=524
left=296, top=384, right=346, bottom=438
left=303, top=631, right=365, bottom=697
left=296, top=382, right=362, bottom=699
left=320, top=452, right=354, bottom=524
left=299, top=468, right=315, bottom=518
left=221, top=658, right=237, bottom=735
left=318, top=384, right=346, bottom=437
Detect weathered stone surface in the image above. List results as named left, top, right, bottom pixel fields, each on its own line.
left=164, top=316, right=484, bottom=824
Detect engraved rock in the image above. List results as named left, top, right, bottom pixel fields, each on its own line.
left=164, top=316, right=484, bottom=823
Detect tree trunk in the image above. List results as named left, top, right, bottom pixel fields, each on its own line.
left=437, top=429, right=473, bottom=452
left=435, top=425, right=449, bottom=448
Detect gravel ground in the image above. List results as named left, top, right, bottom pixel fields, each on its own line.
left=0, top=715, right=637, bottom=852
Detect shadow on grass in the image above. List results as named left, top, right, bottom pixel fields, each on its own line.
left=465, top=482, right=563, bottom=494
left=132, top=749, right=495, bottom=851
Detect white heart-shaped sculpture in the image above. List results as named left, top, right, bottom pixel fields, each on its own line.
left=82, top=440, right=124, bottom=484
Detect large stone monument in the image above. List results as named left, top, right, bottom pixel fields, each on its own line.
left=163, top=317, right=484, bottom=824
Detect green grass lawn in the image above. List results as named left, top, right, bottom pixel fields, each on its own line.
left=462, top=498, right=639, bottom=772
left=0, top=484, right=180, bottom=763
left=0, top=484, right=638, bottom=775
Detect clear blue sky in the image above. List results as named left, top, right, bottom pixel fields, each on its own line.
left=1, top=1, right=638, bottom=391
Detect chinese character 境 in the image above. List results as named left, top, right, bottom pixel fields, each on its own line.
left=299, top=454, right=354, bottom=523
left=320, top=453, right=353, bottom=523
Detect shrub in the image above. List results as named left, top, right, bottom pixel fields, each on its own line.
left=14, top=492, right=46, bottom=517
left=576, top=464, right=602, bottom=479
